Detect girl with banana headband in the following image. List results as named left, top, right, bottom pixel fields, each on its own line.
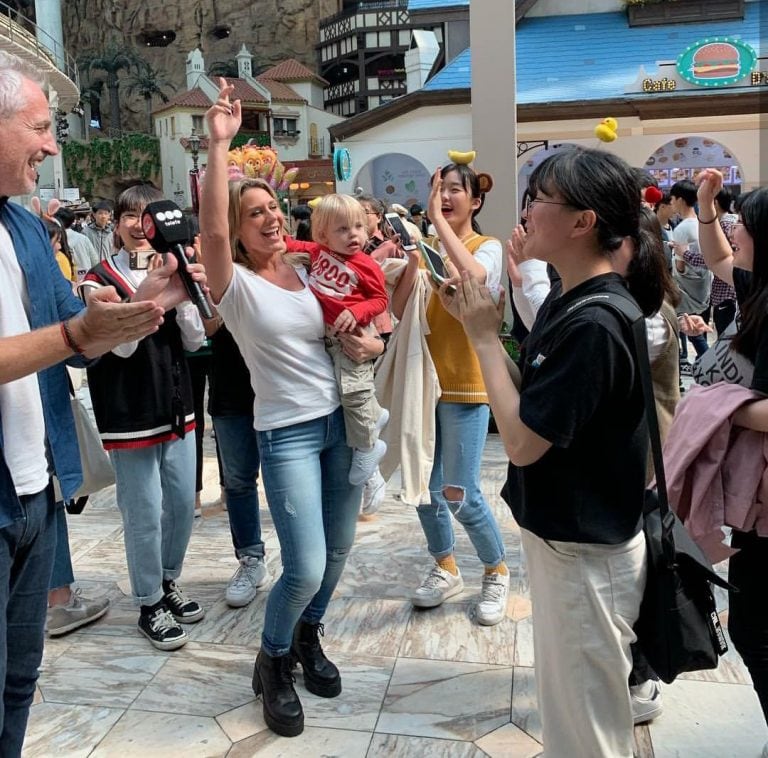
left=390, top=155, right=509, bottom=626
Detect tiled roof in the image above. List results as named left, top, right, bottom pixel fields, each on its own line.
left=408, top=0, right=468, bottom=9
left=224, top=77, right=268, bottom=104
left=259, top=58, right=327, bottom=86
left=256, top=76, right=305, bottom=103
left=156, top=88, right=211, bottom=111
left=423, top=2, right=765, bottom=102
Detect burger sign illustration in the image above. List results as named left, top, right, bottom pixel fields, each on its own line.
left=677, top=37, right=757, bottom=88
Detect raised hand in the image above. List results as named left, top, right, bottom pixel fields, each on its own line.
left=427, top=167, right=444, bottom=227
left=205, top=77, right=242, bottom=143
left=696, top=168, right=724, bottom=211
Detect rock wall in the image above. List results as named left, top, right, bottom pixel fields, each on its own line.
left=61, top=0, right=339, bottom=133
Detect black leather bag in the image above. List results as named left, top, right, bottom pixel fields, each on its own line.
left=599, top=295, right=732, bottom=684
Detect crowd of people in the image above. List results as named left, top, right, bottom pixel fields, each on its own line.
left=0, top=52, right=766, bottom=758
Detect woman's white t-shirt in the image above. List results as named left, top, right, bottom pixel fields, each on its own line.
left=216, top=263, right=339, bottom=431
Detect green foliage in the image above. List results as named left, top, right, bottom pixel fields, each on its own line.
left=62, top=134, right=161, bottom=199
left=231, top=132, right=271, bottom=149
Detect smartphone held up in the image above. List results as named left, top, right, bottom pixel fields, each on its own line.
left=419, top=240, right=457, bottom=295
left=384, top=212, right=417, bottom=251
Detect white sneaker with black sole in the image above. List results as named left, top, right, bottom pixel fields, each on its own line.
left=226, top=556, right=270, bottom=607
left=411, top=564, right=464, bottom=608
left=138, top=605, right=188, bottom=651
left=630, top=678, right=663, bottom=724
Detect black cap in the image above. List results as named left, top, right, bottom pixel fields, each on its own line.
left=409, top=203, right=423, bottom=216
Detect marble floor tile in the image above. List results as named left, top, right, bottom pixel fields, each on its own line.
left=228, top=726, right=372, bottom=757
left=319, top=597, right=413, bottom=658
left=377, top=657, right=512, bottom=741
left=184, top=591, right=268, bottom=647
left=90, top=710, right=232, bottom=757
left=130, top=642, right=257, bottom=717
left=301, top=652, right=396, bottom=732
left=23, top=702, right=124, bottom=757
left=510, top=665, right=541, bottom=744
left=475, top=722, right=542, bottom=758
left=649, top=679, right=766, bottom=757
left=400, top=602, right=516, bottom=666
left=367, top=733, right=485, bottom=757
left=38, top=636, right=169, bottom=709
left=513, top=616, right=535, bottom=667
left=215, top=700, right=269, bottom=743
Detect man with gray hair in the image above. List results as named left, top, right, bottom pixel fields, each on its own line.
left=0, top=51, right=201, bottom=756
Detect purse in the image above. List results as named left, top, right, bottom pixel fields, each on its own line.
left=606, top=295, right=733, bottom=684
left=53, top=385, right=115, bottom=513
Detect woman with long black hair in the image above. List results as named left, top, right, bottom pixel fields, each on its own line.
left=696, top=170, right=768, bottom=730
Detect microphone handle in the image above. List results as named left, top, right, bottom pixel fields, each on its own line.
left=170, top=244, right=213, bottom=319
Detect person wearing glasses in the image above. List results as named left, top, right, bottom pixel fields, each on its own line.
left=390, top=161, right=509, bottom=627
left=696, top=169, right=768, bottom=740
left=438, top=148, right=668, bottom=756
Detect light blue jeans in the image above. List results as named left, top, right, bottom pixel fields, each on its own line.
left=212, top=414, right=265, bottom=559
left=109, top=434, right=196, bottom=606
left=417, top=402, right=505, bottom=568
left=257, top=407, right=361, bottom=657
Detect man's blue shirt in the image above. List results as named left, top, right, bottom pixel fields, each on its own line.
left=0, top=201, right=85, bottom=527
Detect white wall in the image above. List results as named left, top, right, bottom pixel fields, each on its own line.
left=335, top=104, right=472, bottom=196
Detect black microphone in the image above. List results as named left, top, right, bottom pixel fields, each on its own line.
left=141, top=200, right=213, bottom=319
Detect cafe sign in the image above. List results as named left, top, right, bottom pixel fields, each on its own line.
left=677, top=36, right=757, bottom=88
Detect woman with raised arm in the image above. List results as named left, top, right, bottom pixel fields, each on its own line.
left=198, top=79, right=383, bottom=738
left=697, top=169, right=768, bottom=729
left=389, top=161, right=509, bottom=627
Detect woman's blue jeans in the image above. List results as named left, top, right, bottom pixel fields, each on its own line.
left=109, top=434, right=196, bottom=607
left=212, top=414, right=265, bottom=559
left=257, top=407, right=360, bottom=657
left=417, top=402, right=506, bottom=568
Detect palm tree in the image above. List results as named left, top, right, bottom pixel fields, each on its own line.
left=78, top=44, right=143, bottom=135
left=126, top=62, right=176, bottom=134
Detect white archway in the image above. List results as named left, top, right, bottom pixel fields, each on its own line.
left=354, top=153, right=432, bottom=209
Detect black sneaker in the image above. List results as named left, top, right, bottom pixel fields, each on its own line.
left=163, top=580, right=205, bottom=623
left=138, top=604, right=188, bottom=651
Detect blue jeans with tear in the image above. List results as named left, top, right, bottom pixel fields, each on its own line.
left=417, top=402, right=505, bottom=568
left=257, top=407, right=360, bottom=657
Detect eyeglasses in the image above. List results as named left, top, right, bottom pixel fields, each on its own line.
left=363, top=210, right=379, bottom=216
left=525, top=197, right=573, bottom=214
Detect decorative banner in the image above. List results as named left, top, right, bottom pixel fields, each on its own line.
left=333, top=147, right=352, bottom=182
left=677, top=37, right=757, bottom=88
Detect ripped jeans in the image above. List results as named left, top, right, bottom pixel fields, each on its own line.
left=257, top=406, right=361, bottom=657
left=416, top=402, right=506, bottom=568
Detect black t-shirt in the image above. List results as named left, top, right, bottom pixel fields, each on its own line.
left=207, top=326, right=256, bottom=418
left=503, top=273, right=647, bottom=544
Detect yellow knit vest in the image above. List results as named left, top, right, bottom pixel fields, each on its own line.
left=425, top=234, right=494, bottom=404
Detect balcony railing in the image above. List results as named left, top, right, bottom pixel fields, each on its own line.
left=320, top=0, right=408, bottom=28
left=0, top=0, right=79, bottom=88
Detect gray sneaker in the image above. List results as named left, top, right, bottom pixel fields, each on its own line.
left=411, top=564, right=464, bottom=608
left=225, top=556, right=270, bottom=607
left=47, top=589, right=110, bottom=637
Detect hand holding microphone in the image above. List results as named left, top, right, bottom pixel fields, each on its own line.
left=140, top=201, right=213, bottom=319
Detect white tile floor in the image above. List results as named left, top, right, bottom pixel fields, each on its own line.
left=22, top=404, right=767, bottom=757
